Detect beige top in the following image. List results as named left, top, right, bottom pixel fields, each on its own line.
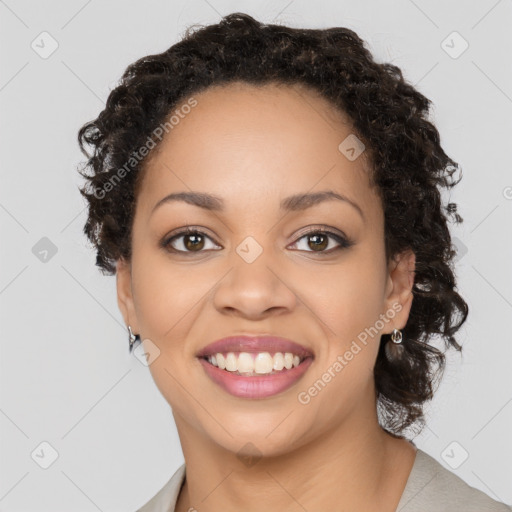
left=136, top=448, right=512, bottom=511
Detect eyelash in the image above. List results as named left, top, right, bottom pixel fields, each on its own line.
left=160, top=225, right=354, bottom=256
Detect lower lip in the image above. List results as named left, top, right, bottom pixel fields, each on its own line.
left=198, top=357, right=314, bottom=399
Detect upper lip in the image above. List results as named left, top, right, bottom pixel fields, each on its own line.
left=196, top=335, right=314, bottom=359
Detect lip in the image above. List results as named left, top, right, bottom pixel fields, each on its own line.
left=196, top=335, right=314, bottom=359
left=196, top=335, right=315, bottom=399
left=198, top=356, right=314, bottom=399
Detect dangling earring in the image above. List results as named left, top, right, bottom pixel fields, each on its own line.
left=384, top=328, right=404, bottom=363
left=127, top=325, right=139, bottom=353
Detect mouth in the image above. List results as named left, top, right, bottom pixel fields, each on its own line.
left=196, top=336, right=315, bottom=399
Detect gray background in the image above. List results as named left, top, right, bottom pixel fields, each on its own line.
left=1, top=0, right=511, bottom=510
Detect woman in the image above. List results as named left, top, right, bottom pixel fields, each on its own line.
left=77, top=13, right=511, bottom=512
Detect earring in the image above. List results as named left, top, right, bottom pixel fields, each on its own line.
left=384, top=328, right=404, bottom=363
left=127, top=325, right=139, bottom=353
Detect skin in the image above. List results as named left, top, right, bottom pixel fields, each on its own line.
left=117, top=81, right=417, bottom=511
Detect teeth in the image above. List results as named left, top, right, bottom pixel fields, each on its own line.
left=206, top=351, right=305, bottom=375
left=273, top=352, right=284, bottom=371
left=225, top=352, right=237, bottom=372
left=254, top=353, right=273, bottom=374
left=216, top=353, right=226, bottom=370
left=237, top=352, right=254, bottom=373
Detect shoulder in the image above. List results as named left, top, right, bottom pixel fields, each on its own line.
left=397, top=448, right=512, bottom=512
left=136, top=463, right=186, bottom=512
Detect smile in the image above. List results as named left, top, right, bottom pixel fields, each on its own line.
left=198, top=351, right=314, bottom=399
left=196, top=335, right=315, bottom=398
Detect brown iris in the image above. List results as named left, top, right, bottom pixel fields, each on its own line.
left=307, top=233, right=329, bottom=251
left=184, top=233, right=205, bottom=251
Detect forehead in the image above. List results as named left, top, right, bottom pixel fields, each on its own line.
left=136, top=81, right=378, bottom=219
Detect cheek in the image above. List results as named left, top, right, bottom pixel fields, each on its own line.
left=130, top=246, right=212, bottom=341
left=308, top=258, right=386, bottom=346
left=298, top=251, right=387, bottom=406
left=130, top=251, right=211, bottom=417
left=295, top=265, right=385, bottom=425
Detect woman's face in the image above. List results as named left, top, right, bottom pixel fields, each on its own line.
left=117, top=81, right=414, bottom=457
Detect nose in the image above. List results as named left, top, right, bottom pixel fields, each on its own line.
left=211, top=247, right=298, bottom=320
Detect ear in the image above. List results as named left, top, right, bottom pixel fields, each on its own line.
left=382, top=249, right=416, bottom=334
left=116, top=257, right=139, bottom=334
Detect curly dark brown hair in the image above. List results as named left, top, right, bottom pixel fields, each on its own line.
left=77, top=12, right=468, bottom=437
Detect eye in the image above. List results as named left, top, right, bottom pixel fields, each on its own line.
left=288, top=227, right=354, bottom=254
left=161, top=227, right=221, bottom=254
left=160, top=225, right=354, bottom=256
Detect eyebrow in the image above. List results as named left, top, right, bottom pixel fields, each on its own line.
left=151, top=190, right=364, bottom=220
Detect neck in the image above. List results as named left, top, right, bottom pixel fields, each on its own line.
left=173, top=393, right=416, bottom=512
